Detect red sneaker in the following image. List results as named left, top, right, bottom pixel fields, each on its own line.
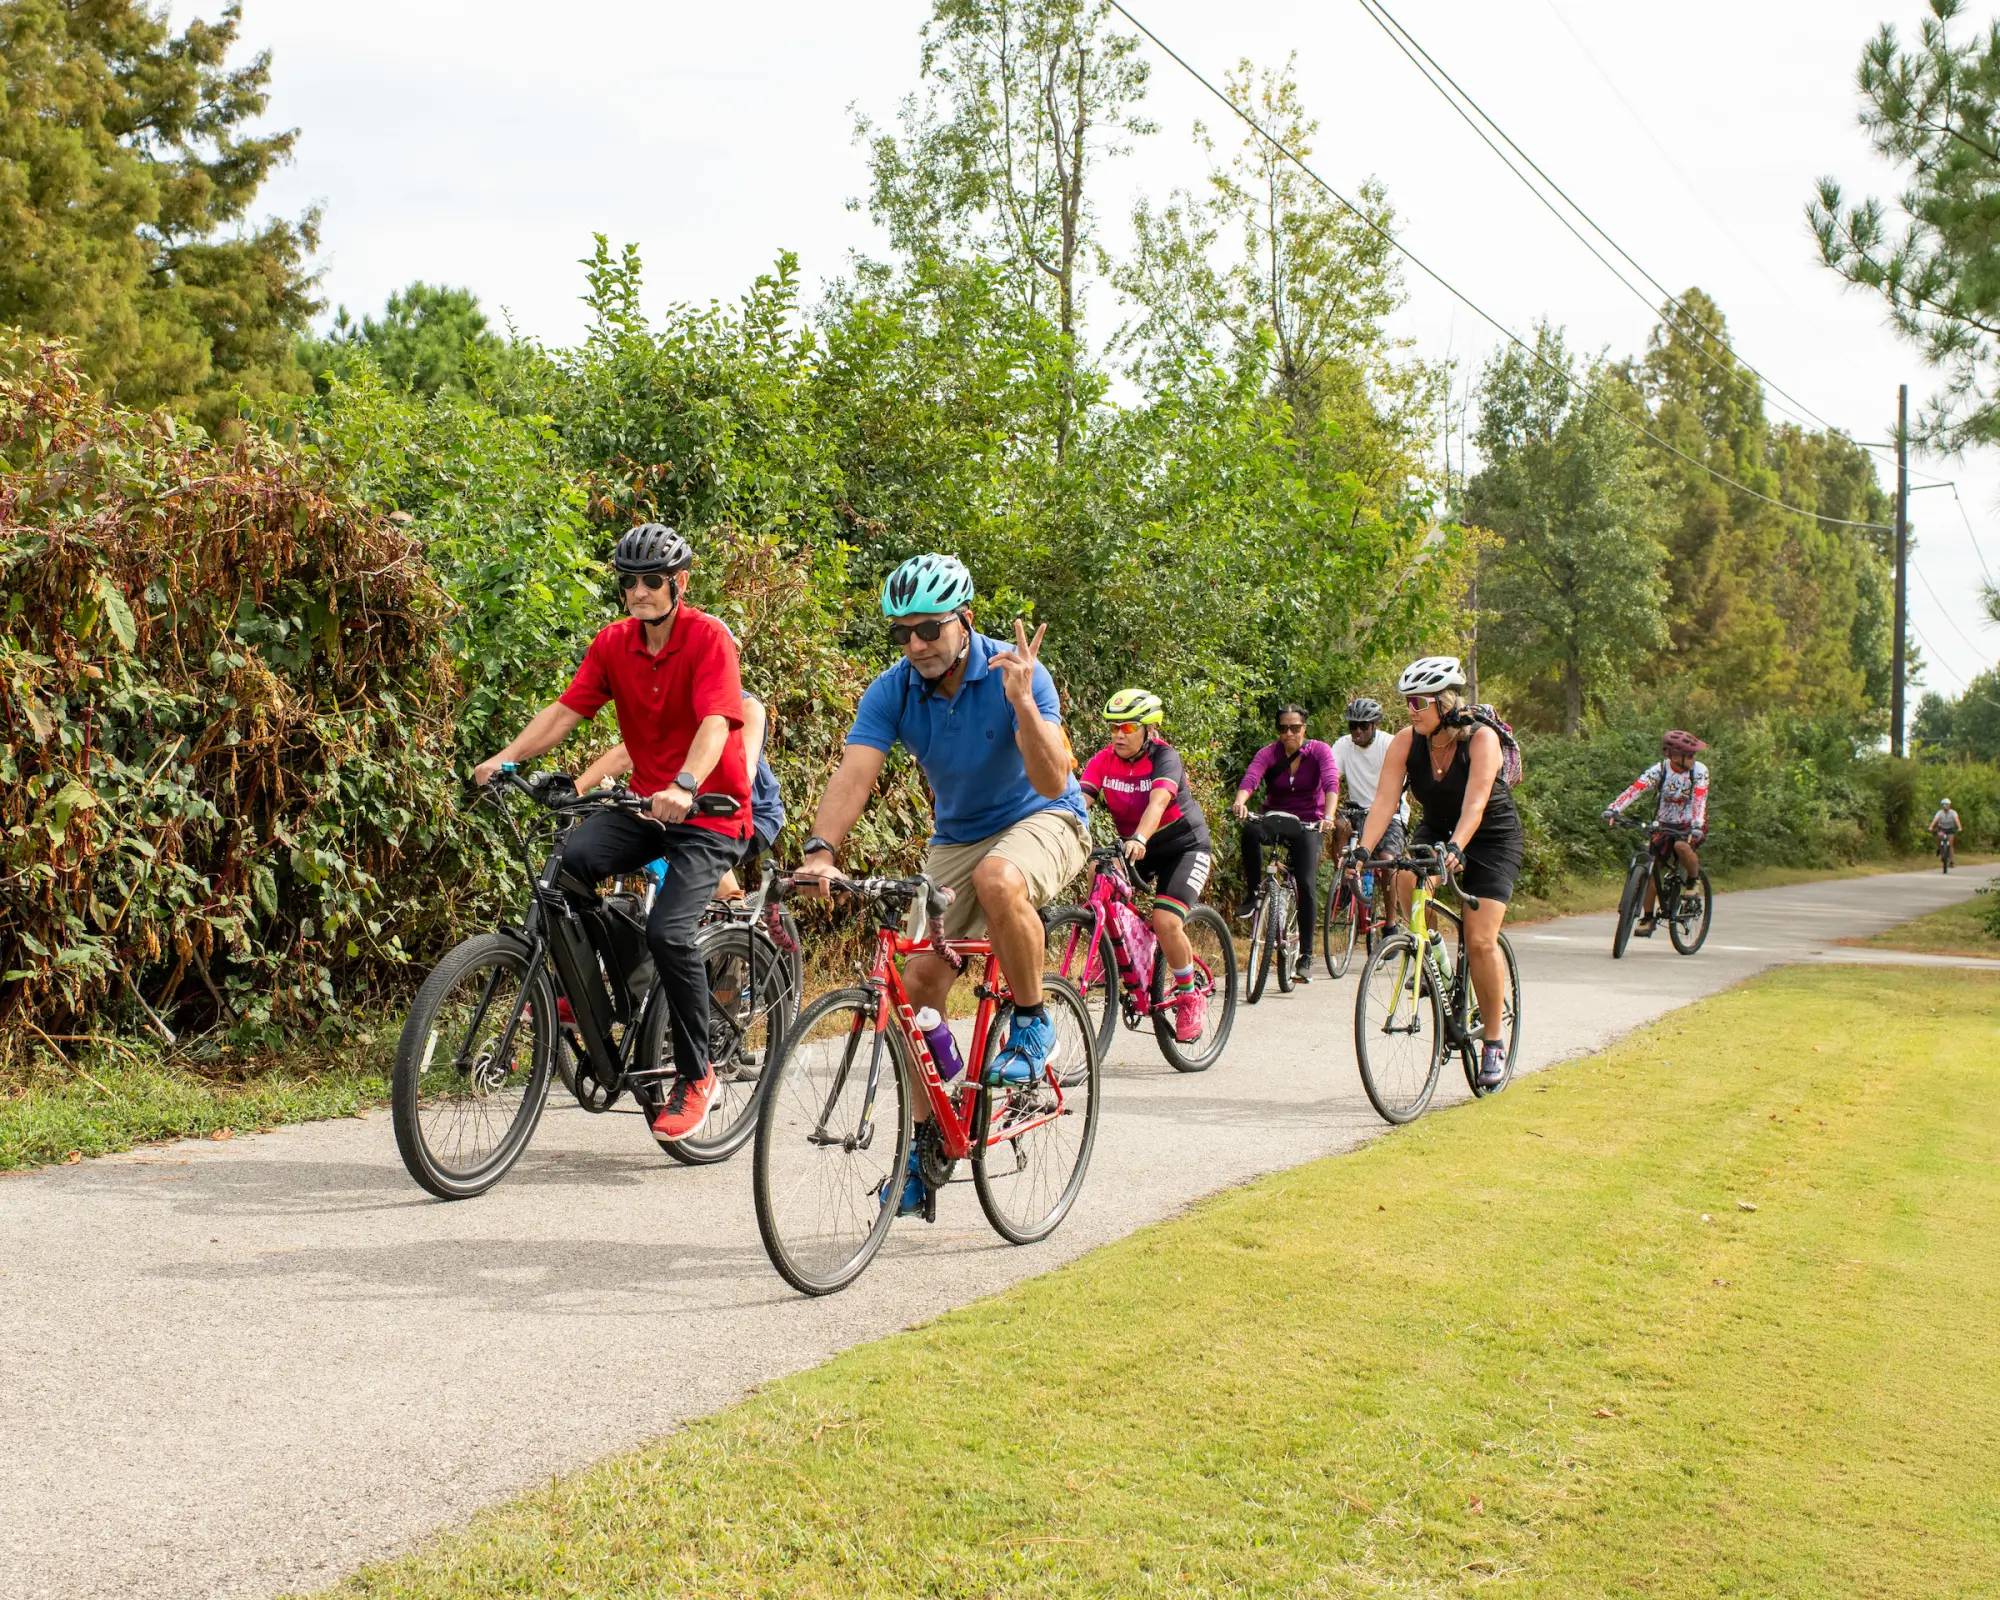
left=651, top=1069, right=717, bottom=1141
left=1172, top=987, right=1208, bottom=1044
left=557, top=997, right=577, bottom=1028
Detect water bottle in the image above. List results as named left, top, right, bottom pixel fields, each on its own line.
left=913, top=1007, right=963, bottom=1080
left=1360, top=868, right=1376, bottom=899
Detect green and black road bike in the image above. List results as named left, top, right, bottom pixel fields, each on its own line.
left=1351, top=845, right=1520, bottom=1125
left=391, top=769, right=787, bottom=1198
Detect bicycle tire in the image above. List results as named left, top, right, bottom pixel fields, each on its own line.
left=1323, top=877, right=1360, bottom=978
left=1459, top=929, right=1521, bottom=1096
left=1245, top=895, right=1272, bottom=1004
left=392, top=932, right=555, bottom=1199
left=1353, top=931, right=1443, bottom=1125
left=1273, top=883, right=1296, bottom=994
left=1611, top=857, right=1647, bottom=959
left=972, top=977, right=1101, bottom=1244
left=1148, top=904, right=1237, bottom=1072
left=1043, top=906, right=1119, bottom=1062
left=752, top=986, right=912, bottom=1297
left=1669, top=868, right=1713, bottom=955
left=654, top=925, right=788, bottom=1166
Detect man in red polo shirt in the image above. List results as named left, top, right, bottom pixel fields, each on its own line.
left=473, top=524, right=749, bottom=1140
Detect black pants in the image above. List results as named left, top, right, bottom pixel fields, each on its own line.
left=561, top=811, right=740, bottom=1081
left=1242, top=813, right=1323, bottom=955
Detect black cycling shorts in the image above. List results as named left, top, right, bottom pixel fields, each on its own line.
left=1412, top=820, right=1522, bottom=905
left=1133, top=840, right=1214, bottom=920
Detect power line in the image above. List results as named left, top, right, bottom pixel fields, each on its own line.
left=1947, top=481, right=1998, bottom=591
left=1356, top=0, right=1885, bottom=458
left=1913, top=559, right=1993, bottom=668
left=1106, top=0, right=1894, bottom=533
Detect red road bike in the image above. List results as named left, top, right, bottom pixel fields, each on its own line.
left=751, top=872, right=1102, bottom=1296
left=1043, top=844, right=1237, bottom=1072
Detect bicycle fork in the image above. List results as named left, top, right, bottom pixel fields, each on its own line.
left=808, top=993, right=887, bottom=1155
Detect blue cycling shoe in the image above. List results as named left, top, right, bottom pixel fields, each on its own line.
left=986, top=1005, right=1056, bottom=1086
left=895, top=1142, right=926, bottom=1217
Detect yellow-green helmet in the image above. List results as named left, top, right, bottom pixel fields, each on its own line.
left=1102, top=688, right=1164, bottom=726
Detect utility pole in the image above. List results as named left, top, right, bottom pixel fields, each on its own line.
left=1892, top=384, right=1909, bottom=759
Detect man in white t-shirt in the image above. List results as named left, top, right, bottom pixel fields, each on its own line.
left=1331, top=697, right=1408, bottom=863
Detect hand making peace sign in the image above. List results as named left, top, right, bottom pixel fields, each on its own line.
left=993, top=617, right=1048, bottom=707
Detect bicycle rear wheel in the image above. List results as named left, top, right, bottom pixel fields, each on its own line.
left=654, top=925, right=789, bottom=1166
left=752, top=987, right=911, bottom=1297
left=392, top=932, right=554, bottom=1199
left=1353, top=932, right=1443, bottom=1125
left=1043, top=906, right=1119, bottom=1062
left=1323, top=877, right=1360, bottom=978
left=1245, top=894, right=1273, bottom=1004
left=1611, top=858, right=1647, bottom=958
left=1669, top=869, right=1713, bottom=955
left=1149, top=904, right=1236, bottom=1072
left=1459, top=930, right=1521, bottom=1096
left=973, top=977, right=1101, bottom=1244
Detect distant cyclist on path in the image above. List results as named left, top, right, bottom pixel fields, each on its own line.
left=1603, top=730, right=1710, bottom=938
left=1353, top=657, right=1523, bottom=1088
left=1232, top=706, right=1340, bottom=983
left=1078, top=689, right=1216, bottom=1043
left=1929, top=797, right=1961, bottom=866
left=472, top=524, right=751, bottom=1144
left=1330, top=696, right=1408, bottom=867
left=793, top=554, right=1089, bottom=1217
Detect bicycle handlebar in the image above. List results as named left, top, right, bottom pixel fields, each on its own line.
left=1366, top=842, right=1481, bottom=912
left=1608, top=815, right=1693, bottom=838
left=775, top=870, right=954, bottom=920
left=479, top=767, right=741, bottom=819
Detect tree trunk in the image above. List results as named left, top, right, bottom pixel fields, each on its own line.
left=1562, top=655, right=1583, bottom=736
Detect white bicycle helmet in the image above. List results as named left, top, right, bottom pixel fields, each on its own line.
left=1398, top=656, right=1467, bottom=696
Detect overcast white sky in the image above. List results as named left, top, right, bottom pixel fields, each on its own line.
left=209, top=0, right=2000, bottom=695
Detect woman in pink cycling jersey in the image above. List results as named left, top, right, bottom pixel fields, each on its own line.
left=1077, top=689, right=1215, bottom=1043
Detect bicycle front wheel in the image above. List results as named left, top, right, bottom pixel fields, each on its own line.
left=1354, top=933, right=1443, bottom=1125
left=1149, top=904, right=1237, bottom=1072
left=1611, top=858, right=1647, bottom=959
left=1324, top=878, right=1360, bottom=978
left=752, top=987, right=911, bottom=1297
left=1669, top=869, right=1712, bottom=955
left=392, top=932, right=554, bottom=1199
left=1460, top=930, right=1521, bottom=1096
left=654, top=925, right=789, bottom=1166
left=1245, top=894, right=1272, bottom=1004
left=1044, top=905, right=1119, bottom=1062
left=973, top=977, right=1101, bottom=1244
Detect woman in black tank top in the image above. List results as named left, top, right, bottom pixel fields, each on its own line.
left=1354, top=665, right=1522, bottom=1089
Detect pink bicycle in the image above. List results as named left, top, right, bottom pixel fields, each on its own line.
left=1043, top=844, right=1238, bottom=1072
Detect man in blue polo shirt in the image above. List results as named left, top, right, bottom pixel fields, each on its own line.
left=795, top=554, right=1088, bottom=1208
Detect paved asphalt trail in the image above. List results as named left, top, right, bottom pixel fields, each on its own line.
left=3, top=866, right=1995, bottom=1599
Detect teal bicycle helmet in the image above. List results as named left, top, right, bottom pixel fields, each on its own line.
left=881, top=553, right=975, bottom=618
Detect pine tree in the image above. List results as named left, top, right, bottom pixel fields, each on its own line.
left=0, top=0, right=319, bottom=425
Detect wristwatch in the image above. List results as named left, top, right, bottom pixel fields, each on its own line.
left=672, top=770, right=700, bottom=795
left=801, top=835, right=838, bottom=861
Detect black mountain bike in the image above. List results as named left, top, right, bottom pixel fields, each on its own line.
left=1239, top=812, right=1306, bottom=1002
left=1609, top=818, right=1712, bottom=958
left=391, top=770, right=786, bottom=1197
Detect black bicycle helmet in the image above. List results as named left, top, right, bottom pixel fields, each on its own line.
left=611, top=523, right=694, bottom=575
left=1345, top=697, right=1383, bottom=724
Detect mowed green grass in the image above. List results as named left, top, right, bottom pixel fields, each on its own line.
left=1856, top=890, right=2000, bottom=961
left=317, top=965, right=2000, bottom=1599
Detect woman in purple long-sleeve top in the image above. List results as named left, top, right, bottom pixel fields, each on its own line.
left=1230, top=705, right=1340, bottom=978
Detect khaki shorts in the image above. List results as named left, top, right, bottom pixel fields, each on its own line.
left=922, top=809, right=1089, bottom=939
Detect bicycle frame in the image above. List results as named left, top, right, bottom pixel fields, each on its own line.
left=1062, top=849, right=1207, bottom=1022
left=1373, top=853, right=1477, bottom=1048
left=818, top=923, right=1073, bottom=1166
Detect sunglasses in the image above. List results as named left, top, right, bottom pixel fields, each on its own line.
left=1110, top=721, right=1144, bottom=735
left=619, top=571, right=670, bottom=592
left=1406, top=695, right=1437, bottom=711
left=1277, top=722, right=1306, bottom=734
left=888, top=617, right=956, bottom=647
